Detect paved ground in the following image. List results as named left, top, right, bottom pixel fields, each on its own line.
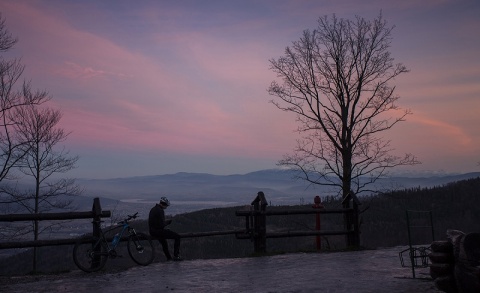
left=1, top=246, right=440, bottom=293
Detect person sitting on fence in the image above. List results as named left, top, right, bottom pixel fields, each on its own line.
left=148, top=196, right=182, bottom=261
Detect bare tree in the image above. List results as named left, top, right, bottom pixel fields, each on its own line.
left=0, top=14, right=79, bottom=272
left=0, top=14, right=49, bottom=185
left=14, top=105, right=80, bottom=210
left=12, top=104, right=80, bottom=271
left=268, top=13, right=419, bottom=199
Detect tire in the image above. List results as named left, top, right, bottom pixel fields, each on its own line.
left=73, top=237, right=108, bottom=272
left=431, top=240, right=453, bottom=253
left=429, top=263, right=454, bottom=276
left=429, top=252, right=454, bottom=263
left=127, top=233, right=155, bottom=266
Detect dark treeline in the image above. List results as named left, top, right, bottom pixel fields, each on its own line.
left=360, top=177, right=480, bottom=247
left=1, top=177, right=479, bottom=275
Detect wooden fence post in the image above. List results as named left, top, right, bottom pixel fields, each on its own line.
left=91, top=197, right=103, bottom=268
left=352, top=197, right=360, bottom=247
left=92, top=197, right=102, bottom=238
left=341, top=191, right=361, bottom=247
left=252, top=191, right=268, bottom=254
left=312, top=196, right=324, bottom=250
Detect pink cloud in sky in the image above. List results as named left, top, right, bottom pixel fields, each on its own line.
left=55, top=61, right=132, bottom=80
left=410, top=115, right=473, bottom=148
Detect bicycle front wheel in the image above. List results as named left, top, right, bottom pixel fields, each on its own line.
left=127, top=233, right=155, bottom=266
left=73, top=236, right=108, bottom=272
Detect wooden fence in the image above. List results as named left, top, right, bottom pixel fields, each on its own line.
left=0, top=197, right=111, bottom=249
left=235, top=192, right=361, bottom=253
left=0, top=193, right=361, bottom=254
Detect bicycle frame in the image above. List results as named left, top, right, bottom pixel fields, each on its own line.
left=100, top=218, right=139, bottom=252
left=104, top=222, right=128, bottom=250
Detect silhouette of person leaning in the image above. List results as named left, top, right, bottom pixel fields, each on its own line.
left=148, top=197, right=182, bottom=261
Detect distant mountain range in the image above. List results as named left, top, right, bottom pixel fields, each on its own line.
left=2, top=169, right=479, bottom=237
left=71, top=169, right=480, bottom=216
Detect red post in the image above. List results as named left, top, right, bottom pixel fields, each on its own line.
left=312, top=196, right=324, bottom=251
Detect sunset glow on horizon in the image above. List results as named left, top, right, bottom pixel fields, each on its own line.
left=1, top=0, right=479, bottom=179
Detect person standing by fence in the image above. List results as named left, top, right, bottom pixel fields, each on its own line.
left=148, top=197, right=182, bottom=261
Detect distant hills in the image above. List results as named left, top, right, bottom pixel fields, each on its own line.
left=72, top=169, right=480, bottom=216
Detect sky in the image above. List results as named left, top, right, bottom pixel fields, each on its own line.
left=0, top=0, right=479, bottom=179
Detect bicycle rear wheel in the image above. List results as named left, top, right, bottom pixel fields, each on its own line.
left=73, top=237, right=108, bottom=272
left=127, top=233, right=155, bottom=266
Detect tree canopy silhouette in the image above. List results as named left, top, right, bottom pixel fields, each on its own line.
left=268, top=13, right=419, bottom=198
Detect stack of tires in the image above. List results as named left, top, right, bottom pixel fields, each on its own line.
left=429, top=230, right=480, bottom=293
left=429, top=240, right=456, bottom=292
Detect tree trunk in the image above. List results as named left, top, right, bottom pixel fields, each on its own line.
left=342, top=149, right=353, bottom=246
left=33, top=171, right=40, bottom=274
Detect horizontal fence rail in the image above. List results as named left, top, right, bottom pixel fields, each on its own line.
left=235, top=208, right=353, bottom=217
left=0, top=230, right=248, bottom=249
left=267, top=230, right=355, bottom=239
left=0, top=238, right=81, bottom=249
left=236, top=230, right=355, bottom=239
left=179, top=229, right=246, bottom=238
left=0, top=211, right=111, bottom=222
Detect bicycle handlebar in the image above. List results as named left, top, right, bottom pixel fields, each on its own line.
left=118, top=212, right=139, bottom=224
left=128, top=212, right=139, bottom=220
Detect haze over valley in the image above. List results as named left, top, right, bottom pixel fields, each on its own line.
left=72, top=169, right=480, bottom=216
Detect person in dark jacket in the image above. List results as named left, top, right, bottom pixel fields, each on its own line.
left=148, top=196, right=182, bottom=261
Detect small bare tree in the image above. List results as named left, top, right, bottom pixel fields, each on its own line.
left=14, top=105, right=80, bottom=211
left=0, top=14, right=79, bottom=272
left=13, top=104, right=80, bottom=272
left=0, top=14, right=49, bottom=185
left=268, top=13, right=419, bottom=199
left=0, top=13, right=50, bottom=245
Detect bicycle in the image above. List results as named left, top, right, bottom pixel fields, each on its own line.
left=73, top=212, right=155, bottom=272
